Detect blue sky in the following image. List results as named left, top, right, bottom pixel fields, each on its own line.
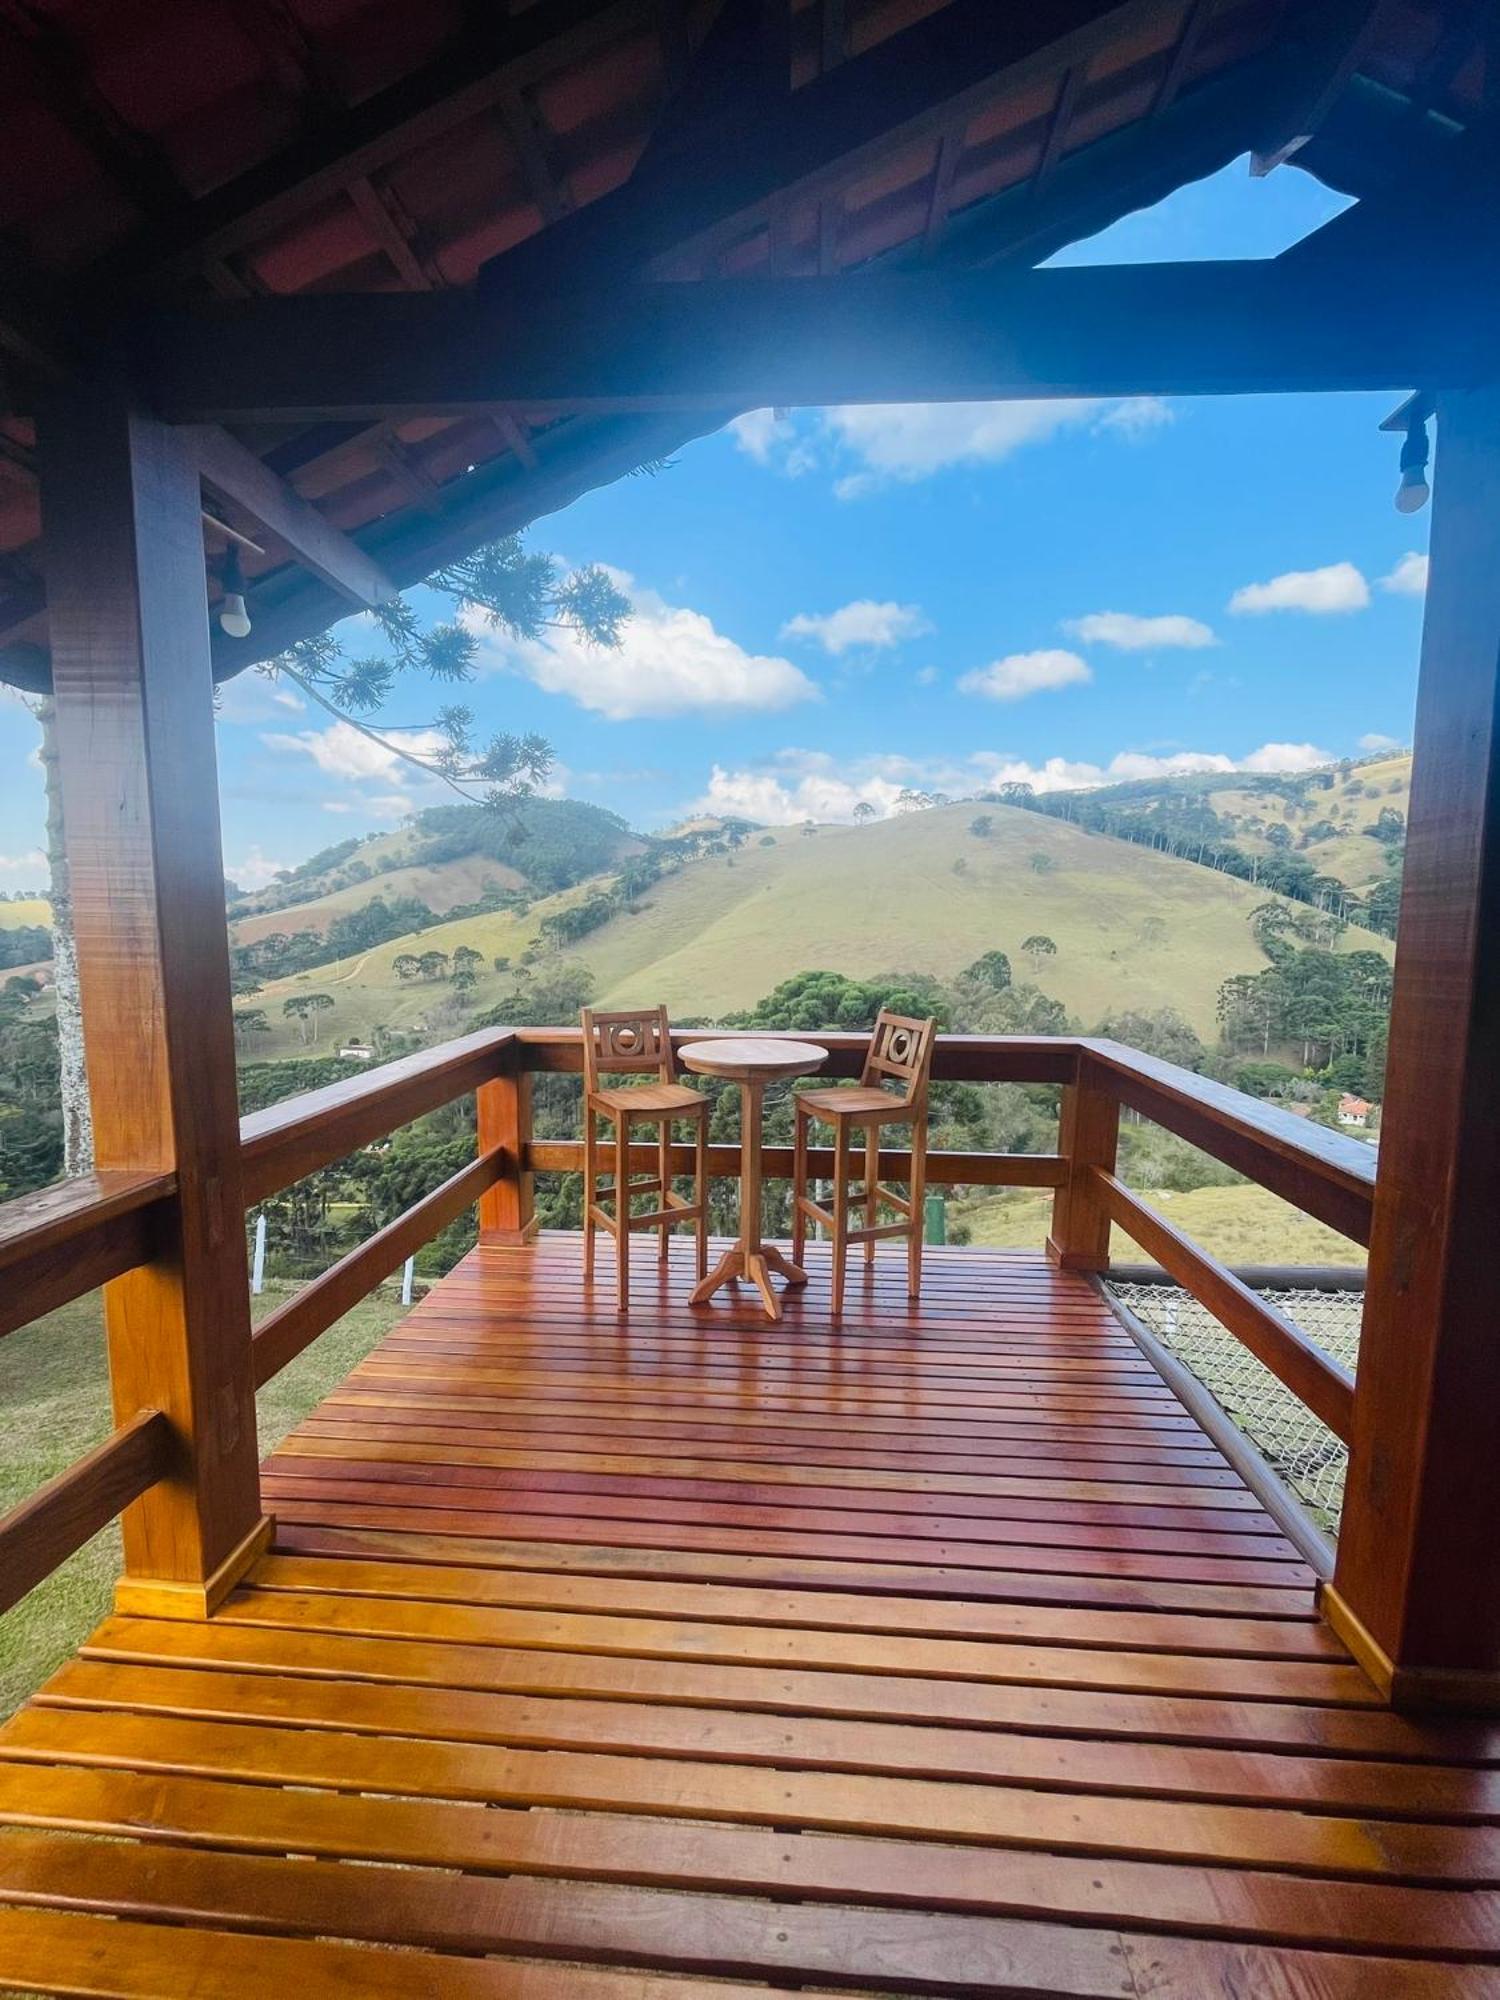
left=0, top=158, right=1429, bottom=893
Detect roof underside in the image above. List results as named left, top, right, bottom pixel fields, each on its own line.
left=0, top=0, right=1488, bottom=683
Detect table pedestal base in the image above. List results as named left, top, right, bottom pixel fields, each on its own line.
left=691, top=1242, right=807, bottom=1320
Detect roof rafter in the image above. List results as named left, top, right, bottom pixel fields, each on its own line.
left=475, top=0, right=1175, bottom=292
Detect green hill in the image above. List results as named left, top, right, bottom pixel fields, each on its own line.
left=0, top=899, right=48, bottom=929
left=243, top=799, right=1392, bottom=1059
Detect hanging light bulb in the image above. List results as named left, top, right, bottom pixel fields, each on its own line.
left=1395, top=411, right=1431, bottom=515
left=218, top=544, right=252, bottom=638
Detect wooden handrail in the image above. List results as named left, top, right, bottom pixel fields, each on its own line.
left=0, top=1410, right=173, bottom=1615
left=251, top=1147, right=505, bottom=1387
left=240, top=1025, right=517, bottom=1205
left=0, top=1171, right=174, bottom=1340
left=1091, top=1168, right=1356, bottom=1440
left=526, top=1139, right=1065, bottom=1189
left=515, top=1026, right=1081, bottom=1084
left=1080, top=1039, right=1376, bottom=1244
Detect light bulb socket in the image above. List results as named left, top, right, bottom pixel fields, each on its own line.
left=1395, top=413, right=1431, bottom=513
left=217, top=545, right=252, bottom=637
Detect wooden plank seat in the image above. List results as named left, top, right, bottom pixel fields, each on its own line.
left=1, top=1236, right=1499, bottom=1997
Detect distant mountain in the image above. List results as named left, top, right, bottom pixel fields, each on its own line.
left=241, top=796, right=1392, bottom=1060
left=228, top=797, right=641, bottom=945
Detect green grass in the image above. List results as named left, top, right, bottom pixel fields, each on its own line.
left=0, top=898, right=48, bottom=929
left=952, top=1180, right=1366, bottom=1267
left=230, top=850, right=526, bottom=945
left=1203, top=753, right=1410, bottom=892
left=242, top=802, right=1393, bottom=1057
left=0, top=1284, right=408, bottom=1718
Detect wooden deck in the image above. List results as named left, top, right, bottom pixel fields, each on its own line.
left=1, top=1236, right=1498, bottom=1996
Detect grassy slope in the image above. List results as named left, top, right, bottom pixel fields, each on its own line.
left=584, top=804, right=1391, bottom=1021
left=0, top=899, right=48, bottom=929
left=955, top=1181, right=1365, bottom=1266
left=244, top=802, right=1392, bottom=1056
left=231, top=851, right=526, bottom=945
left=1206, top=753, right=1410, bottom=892
left=0, top=1285, right=407, bottom=1717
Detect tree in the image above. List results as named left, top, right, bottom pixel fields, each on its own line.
left=281, top=993, right=334, bottom=1046
left=968, top=814, right=993, bottom=839
left=418, top=950, right=450, bottom=981
left=451, top=945, right=484, bottom=978
left=1029, top=850, right=1054, bottom=875
left=392, top=954, right=422, bottom=982
left=1022, top=934, right=1057, bottom=973
left=19, top=529, right=631, bottom=1177
left=963, top=951, right=1012, bottom=993
left=232, top=1007, right=270, bottom=1051
left=1094, top=1007, right=1204, bottom=1070
left=852, top=801, right=877, bottom=824
left=1367, top=805, right=1406, bottom=845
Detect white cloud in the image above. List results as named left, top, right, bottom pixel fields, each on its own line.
left=692, top=749, right=906, bottom=826
left=825, top=401, right=1099, bottom=487
left=1229, top=562, right=1369, bottom=615
left=469, top=571, right=818, bottom=720
left=1359, top=731, right=1404, bottom=753
left=957, top=649, right=1091, bottom=703
left=730, top=396, right=1172, bottom=497
left=225, top=845, right=294, bottom=890
left=684, top=738, right=1340, bottom=825
left=1094, top=397, right=1174, bottom=437
left=0, top=848, right=45, bottom=877
left=914, top=665, right=940, bottom=686
left=1380, top=551, right=1428, bottom=596
left=1064, top=610, right=1217, bottom=651
left=728, top=409, right=783, bottom=464
left=1239, top=741, right=1336, bottom=774
left=262, top=719, right=449, bottom=786
left=781, top=600, right=931, bottom=655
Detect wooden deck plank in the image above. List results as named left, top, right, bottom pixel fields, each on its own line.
left=2, top=1238, right=1498, bottom=1994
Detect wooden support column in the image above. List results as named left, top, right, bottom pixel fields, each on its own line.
left=1046, top=1058, right=1119, bottom=1272
left=477, top=1060, right=535, bottom=1242
left=39, top=386, right=269, bottom=1617
left=1326, top=385, right=1500, bottom=1713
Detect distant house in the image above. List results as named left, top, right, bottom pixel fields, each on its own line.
left=1339, top=1093, right=1371, bottom=1127
left=338, top=1043, right=375, bottom=1062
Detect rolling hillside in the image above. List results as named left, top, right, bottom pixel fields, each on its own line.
left=1195, top=752, right=1410, bottom=892
left=243, top=799, right=1392, bottom=1059
left=0, top=899, right=48, bottom=929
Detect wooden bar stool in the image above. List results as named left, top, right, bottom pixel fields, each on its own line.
left=581, top=1005, right=709, bottom=1307
left=790, top=1010, right=937, bottom=1314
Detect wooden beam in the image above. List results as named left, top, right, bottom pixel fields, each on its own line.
left=140, top=257, right=1483, bottom=424
left=1327, top=383, right=1500, bottom=1714
left=1249, top=0, right=1382, bottom=177
left=38, top=388, right=267, bottom=1614
left=185, top=424, right=396, bottom=609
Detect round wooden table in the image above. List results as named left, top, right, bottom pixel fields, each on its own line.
left=679, top=1036, right=828, bottom=1321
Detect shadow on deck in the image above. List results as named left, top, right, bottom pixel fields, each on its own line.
left=1, top=1236, right=1498, bottom=1995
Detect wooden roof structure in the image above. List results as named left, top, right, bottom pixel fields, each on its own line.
left=0, top=0, right=1495, bottom=688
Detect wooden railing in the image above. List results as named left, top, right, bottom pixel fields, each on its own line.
left=0, top=1023, right=1375, bottom=1616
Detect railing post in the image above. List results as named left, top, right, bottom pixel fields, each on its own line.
left=1326, top=385, right=1500, bottom=1713
left=1046, top=1059, right=1119, bottom=1273
left=39, top=387, right=268, bottom=1615
left=477, top=1053, right=536, bottom=1243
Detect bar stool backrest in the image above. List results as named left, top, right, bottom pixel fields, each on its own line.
left=860, top=1010, right=937, bottom=1111
left=581, top=1005, right=677, bottom=1094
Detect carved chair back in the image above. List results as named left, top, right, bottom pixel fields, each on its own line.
left=859, top=1009, right=937, bottom=1112
left=580, top=1005, right=677, bottom=1096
